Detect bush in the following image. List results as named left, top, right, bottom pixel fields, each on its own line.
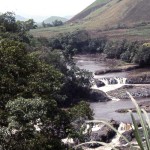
left=134, top=43, right=150, bottom=66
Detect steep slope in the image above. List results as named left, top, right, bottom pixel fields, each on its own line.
left=69, top=0, right=111, bottom=22
left=68, top=0, right=150, bottom=30
left=122, top=0, right=150, bottom=23
left=43, top=16, right=68, bottom=24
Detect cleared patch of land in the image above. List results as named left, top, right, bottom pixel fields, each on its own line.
left=31, top=23, right=150, bottom=42
left=30, top=24, right=84, bottom=38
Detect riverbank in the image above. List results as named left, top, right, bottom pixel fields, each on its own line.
left=127, top=71, right=150, bottom=84
left=74, top=54, right=139, bottom=74
left=95, top=65, right=139, bottom=75
left=107, top=85, right=150, bottom=99
left=116, top=101, right=150, bottom=113
left=74, top=55, right=150, bottom=149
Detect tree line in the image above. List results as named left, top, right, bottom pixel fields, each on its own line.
left=42, top=20, right=64, bottom=28
left=42, top=30, right=150, bottom=67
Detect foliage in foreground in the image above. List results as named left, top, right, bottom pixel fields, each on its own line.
left=74, top=93, right=150, bottom=150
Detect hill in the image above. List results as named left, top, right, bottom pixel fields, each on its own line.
left=68, top=0, right=150, bottom=30
left=69, top=0, right=111, bottom=22
left=31, top=0, right=150, bottom=41
left=15, top=15, right=28, bottom=21
left=43, top=16, right=68, bottom=24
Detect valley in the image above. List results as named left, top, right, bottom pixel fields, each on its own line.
left=1, top=0, right=150, bottom=149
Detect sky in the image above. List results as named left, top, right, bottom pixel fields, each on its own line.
left=0, top=0, right=95, bottom=21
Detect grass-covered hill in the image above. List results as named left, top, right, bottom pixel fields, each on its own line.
left=43, top=16, right=68, bottom=24
left=31, top=0, right=150, bottom=41
left=68, top=0, right=150, bottom=29
left=68, top=0, right=111, bottom=23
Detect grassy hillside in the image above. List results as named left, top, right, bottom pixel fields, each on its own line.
left=68, top=0, right=111, bottom=22
left=31, top=23, right=150, bottom=41
left=69, top=0, right=150, bottom=29
left=43, top=16, right=68, bottom=24
left=31, top=0, right=150, bottom=41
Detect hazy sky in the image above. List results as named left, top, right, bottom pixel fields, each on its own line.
left=0, top=0, right=95, bottom=21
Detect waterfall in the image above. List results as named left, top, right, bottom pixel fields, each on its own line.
left=100, top=78, right=109, bottom=86
left=98, top=77, right=127, bottom=86
left=83, top=122, right=104, bottom=134
left=91, top=78, right=127, bottom=93
left=91, top=76, right=128, bottom=100
left=111, top=122, right=132, bottom=146
left=115, top=77, right=127, bottom=84
left=91, top=123, right=104, bottom=132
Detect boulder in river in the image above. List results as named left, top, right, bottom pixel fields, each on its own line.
left=95, top=79, right=105, bottom=87
left=119, top=130, right=134, bottom=145
left=89, top=89, right=111, bottom=102
left=90, top=120, right=119, bottom=145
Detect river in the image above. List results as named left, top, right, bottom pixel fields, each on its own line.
left=75, top=55, right=150, bottom=123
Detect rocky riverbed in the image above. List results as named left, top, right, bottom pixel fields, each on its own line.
left=127, top=71, right=150, bottom=84
left=95, top=65, right=139, bottom=75
left=78, top=121, right=141, bottom=150
left=107, top=85, right=150, bottom=99
left=116, top=101, right=150, bottom=113
left=75, top=55, right=150, bottom=150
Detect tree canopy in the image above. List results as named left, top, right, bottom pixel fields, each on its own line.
left=0, top=12, right=93, bottom=149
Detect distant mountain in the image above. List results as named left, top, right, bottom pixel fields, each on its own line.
left=15, top=15, right=28, bottom=21
left=64, top=15, right=74, bottom=20
left=43, top=16, right=68, bottom=24
left=68, top=0, right=150, bottom=29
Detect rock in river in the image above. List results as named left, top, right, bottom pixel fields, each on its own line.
left=90, top=120, right=119, bottom=143
left=89, top=89, right=111, bottom=102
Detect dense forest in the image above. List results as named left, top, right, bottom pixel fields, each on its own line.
left=45, top=30, right=150, bottom=67
left=0, top=12, right=94, bottom=150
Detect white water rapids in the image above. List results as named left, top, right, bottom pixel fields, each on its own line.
left=62, top=56, right=149, bottom=149
left=92, top=74, right=127, bottom=93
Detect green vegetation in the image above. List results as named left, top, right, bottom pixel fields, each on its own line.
left=40, top=16, right=67, bottom=28
left=69, top=0, right=111, bottom=23
left=0, top=12, right=93, bottom=149
left=69, top=0, right=150, bottom=31
left=42, top=19, right=64, bottom=28
left=0, top=10, right=150, bottom=149
left=42, top=30, right=149, bottom=67
left=128, top=93, right=150, bottom=150
left=31, top=0, right=150, bottom=41
left=43, top=16, right=67, bottom=24
left=31, top=22, right=150, bottom=42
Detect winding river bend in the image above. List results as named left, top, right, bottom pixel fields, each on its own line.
left=75, top=55, right=150, bottom=123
